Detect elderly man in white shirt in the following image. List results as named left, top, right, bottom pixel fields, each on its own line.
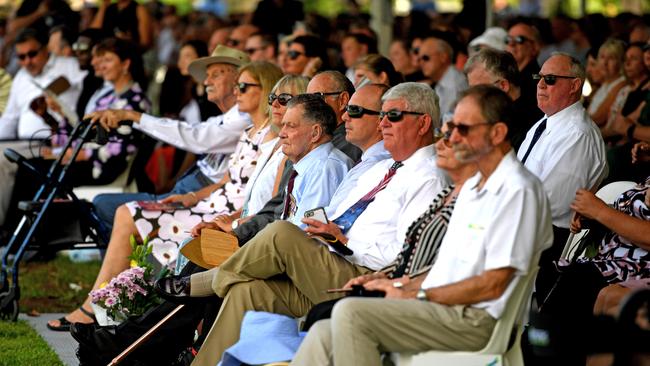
left=418, top=36, right=468, bottom=118
left=0, top=28, right=85, bottom=226
left=163, top=82, right=449, bottom=366
left=293, top=85, right=553, bottom=366
left=517, top=52, right=608, bottom=264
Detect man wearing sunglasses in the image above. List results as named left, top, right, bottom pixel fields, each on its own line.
left=225, top=24, right=259, bottom=52
left=0, top=27, right=85, bottom=141
left=89, top=45, right=252, bottom=236
left=518, top=53, right=607, bottom=279
left=464, top=48, right=543, bottom=151
left=505, top=22, right=541, bottom=114
left=243, top=33, right=277, bottom=63
left=162, top=83, right=448, bottom=366
left=418, top=36, right=468, bottom=118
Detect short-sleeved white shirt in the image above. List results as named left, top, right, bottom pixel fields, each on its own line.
left=421, top=150, right=553, bottom=318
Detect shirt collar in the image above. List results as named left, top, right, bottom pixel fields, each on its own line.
left=545, top=101, right=582, bottom=133
left=35, top=53, right=56, bottom=77
left=468, top=149, right=519, bottom=197
left=294, top=142, right=334, bottom=176
left=360, top=140, right=388, bottom=162
left=396, top=144, right=435, bottom=168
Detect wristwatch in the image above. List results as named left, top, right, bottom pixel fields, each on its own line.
left=231, top=219, right=240, bottom=231
left=416, top=289, right=428, bottom=301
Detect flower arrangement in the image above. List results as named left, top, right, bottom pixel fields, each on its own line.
left=90, top=235, right=167, bottom=323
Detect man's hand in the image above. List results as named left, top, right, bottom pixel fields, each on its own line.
left=190, top=221, right=220, bottom=238
left=213, top=214, right=235, bottom=233
left=302, top=218, right=348, bottom=244
left=570, top=212, right=583, bottom=234
left=342, top=272, right=388, bottom=289
left=570, top=189, right=609, bottom=221
left=85, top=109, right=141, bottom=131
left=160, top=193, right=198, bottom=207
left=632, top=142, right=650, bottom=164
left=364, top=278, right=413, bottom=299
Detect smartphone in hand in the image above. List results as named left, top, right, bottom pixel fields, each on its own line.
left=304, top=207, right=328, bottom=224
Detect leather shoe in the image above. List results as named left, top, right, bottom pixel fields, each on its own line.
left=154, top=275, right=196, bottom=304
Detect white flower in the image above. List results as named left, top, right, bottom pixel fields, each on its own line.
left=134, top=218, right=154, bottom=238
left=149, top=238, right=179, bottom=265
left=157, top=210, right=201, bottom=243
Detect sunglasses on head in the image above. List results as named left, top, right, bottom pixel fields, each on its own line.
left=346, top=104, right=380, bottom=118
left=311, top=91, right=343, bottom=99
left=504, top=35, right=531, bottom=45
left=17, top=48, right=41, bottom=61
left=532, top=73, right=576, bottom=86
left=287, top=50, right=304, bottom=60
left=379, top=109, right=424, bottom=122
left=446, top=121, right=491, bottom=136
left=268, top=93, right=293, bottom=106
left=237, top=82, right=261, bottom=93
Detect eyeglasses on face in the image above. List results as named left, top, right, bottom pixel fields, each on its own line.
left=532, top=73, right=576, bottom=86
left=245, top=46, right=265, bottom=55
left=346, top=104, right=380, bottom=118
left=434, top=128, right=452, bottom=147
left=311, top=91, right=343, bottom=99
left=227, top=38, right=242, bottom=47
left=446, top=121, right=491, bottom=136
left=504, top=35, right=532, bottom=45
left=419, top=54, right=433, bottom=62
left=237, top=82, right=261, bottom=93
left=379, top=109, right=424, bottom=122
left=268, top=93, right=293, bottom=106
left=17, top=48, right=41, bottom=61
left=287, top=50, right=304, bottom=60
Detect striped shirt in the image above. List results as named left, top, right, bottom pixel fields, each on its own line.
left=382, top=185, right=456, bottom=278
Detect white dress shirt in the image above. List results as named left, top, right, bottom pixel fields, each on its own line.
left=517, top=101, right=608, bottom=228
left=136, top=104, right=252, bottom=182
left=0, top=54, right=86, bottom=140
left=435, top=66, right=468, bottom=119
left=422, top=150, right=553, bottom=318
left=330, top=144, right=450, bottom=270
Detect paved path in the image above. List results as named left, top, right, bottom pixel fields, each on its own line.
left=20, top=313, right=79, bottom=366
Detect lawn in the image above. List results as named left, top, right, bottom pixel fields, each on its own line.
left=0, top=254, right=100, bottom=365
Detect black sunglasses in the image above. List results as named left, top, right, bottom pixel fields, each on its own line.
left=419, top=54, right=432, bottom=62
left=379, top=109, right=424, bottom=122
left=642, top=44, right=650, bottom=52
left=237, top=82, right=261, bottom=93
left=245, top=46, right=265, bottom=55
left=268, top=93, right=293, bottom=106
left=346, top=105, right=381, bottom=118
left=227, top=38, right=242, bottom=47
left=434, top=128, right=452, bottom=147
left=446, top=121, right=491, bottom=136
left=17, top=48, right=41, bottom=61
left=411, top=47, right=420, bottom=55
left=287, top=50, right=304, bottom=60
left=504, top=35, right=531, bottom=45
left=532, top=73, right=576, bottom=86
left=311, top=91, right=343, bottom=99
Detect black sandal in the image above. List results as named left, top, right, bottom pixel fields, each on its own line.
left=47, top=306, right=96, bottom=332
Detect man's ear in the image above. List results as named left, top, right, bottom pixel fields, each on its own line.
left=570, top=78, right=583, bottom=96
left=491, top=122, right=509, bottom=145
left=418, top=114, right=433, bottom=137
left=338, top=91, right=350, bottom=112
left=311, top=124, right=323, bottom=142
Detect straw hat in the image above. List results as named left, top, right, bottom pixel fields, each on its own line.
left=179, top=229, right=239, bottom=269
left=188, top=45, right=250, bottom=83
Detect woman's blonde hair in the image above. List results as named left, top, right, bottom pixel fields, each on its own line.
left=238, top=61, right=284, bottom=117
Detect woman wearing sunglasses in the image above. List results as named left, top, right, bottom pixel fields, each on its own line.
left=283, top=34, right=329, bottom=77
left=47, top=61, right=283, bottom=331
left=193, top=74, right=310, bottom=235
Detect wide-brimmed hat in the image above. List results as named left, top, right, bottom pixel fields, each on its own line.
left=179, top=229, right=238, bottom=269
left=188, top=45, right=250, bottom=83
left=469, top=27, right=508, bottom=52
left=220, top=311, right=307, bottom=366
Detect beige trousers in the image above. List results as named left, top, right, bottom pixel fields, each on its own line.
left=190, top=221, right=372, bottom=366
left=291, top=297, right=497, bottom=366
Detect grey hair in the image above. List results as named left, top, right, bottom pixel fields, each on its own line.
left=464, top=48, right=521, bottom=87
left=382, top=82, right=441, bottom=129
left=550, top=51, right=586, bottom=85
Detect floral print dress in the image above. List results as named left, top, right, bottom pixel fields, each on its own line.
left=126, top=126, right=271, bottom=266
left=576, top=176, right=650, bottom=283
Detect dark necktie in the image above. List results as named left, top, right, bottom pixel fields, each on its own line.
left=521, top=118, right=547, bottom=164
left=281, top=169, right=298, bottom=219
left=333, top=161, right=403, bottom=234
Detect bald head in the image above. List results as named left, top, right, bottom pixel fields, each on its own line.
left=342, top=84, right=388, bottom=151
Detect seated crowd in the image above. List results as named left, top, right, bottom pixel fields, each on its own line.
left=0, top=3, right=648, bottom=365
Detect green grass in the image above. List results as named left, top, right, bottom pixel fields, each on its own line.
left=0, top=320, right=64, bottom=366
left=0, top=254, right=101, bottom=365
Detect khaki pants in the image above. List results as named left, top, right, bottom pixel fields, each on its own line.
left=190, top=221, right=372, bottom=366
left=291, top=297, right=497, bottom=366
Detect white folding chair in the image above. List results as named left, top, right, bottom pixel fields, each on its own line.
left=560, top=181, right=636, bottom=260
left=393, top=267, right=539, bottom=366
